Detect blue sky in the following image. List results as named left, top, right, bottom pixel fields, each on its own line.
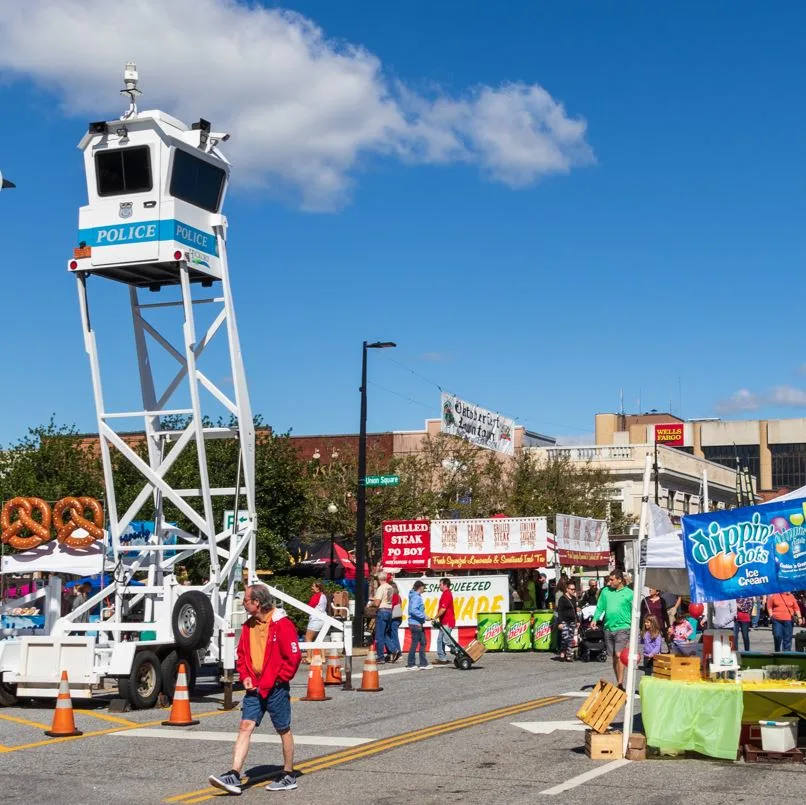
left=0, top=2, right=805, bottom=446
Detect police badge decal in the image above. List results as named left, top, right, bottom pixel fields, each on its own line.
left=119, top=202, right=133, bottom=219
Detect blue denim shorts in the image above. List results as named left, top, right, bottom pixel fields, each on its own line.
left=241, top=683, right=291, bottom=732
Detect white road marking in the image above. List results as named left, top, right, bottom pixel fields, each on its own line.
left=560, top=691, right=590, bottom=698
left=110, top=728, right=372, bottom=747
left=512, top=719, right=587, bottom=735
left=539, top=759, right=630, bottom=795
left=377, top=664, right=447, bottom=677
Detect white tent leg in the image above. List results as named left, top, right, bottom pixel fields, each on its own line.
left=623, top=452, right=652, bottom=757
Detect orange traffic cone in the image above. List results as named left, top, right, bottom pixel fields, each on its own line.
left=162, top=662, right=200, bottom=726
left=324, top=649, right=343, bottom=686
left=301, top=651, right=332, bottom=701
left=358, top=645, right=383, bottom=693
left=45, top=671, right=83, bottom=737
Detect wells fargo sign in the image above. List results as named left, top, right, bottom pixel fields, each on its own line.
left=654, top=423, right=685, bottom=446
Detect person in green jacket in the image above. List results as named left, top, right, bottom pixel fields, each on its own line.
left=593, top=569, right=634, bottom=689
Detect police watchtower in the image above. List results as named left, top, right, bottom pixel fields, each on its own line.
left=66, top=64, right=257, bottom=636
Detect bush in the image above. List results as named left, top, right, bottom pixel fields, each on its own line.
left=265, top=575, right=350, bottom=635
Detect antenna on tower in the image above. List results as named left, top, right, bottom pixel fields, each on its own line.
left=120, top=61, right=142, bottom=120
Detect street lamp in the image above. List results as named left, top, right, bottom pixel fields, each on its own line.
left=327, top=502, right=337, bottom=581
left=353, top=340, right=396, bottom=647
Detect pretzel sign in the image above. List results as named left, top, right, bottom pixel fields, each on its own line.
left=1, top=497, right=52, bottom=550
left=54, top=497, right=104, bottom=548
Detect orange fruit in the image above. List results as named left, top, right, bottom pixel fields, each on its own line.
left=776, top=542, right=790, bottom=555
left=707, top=552, right=738, bottom=580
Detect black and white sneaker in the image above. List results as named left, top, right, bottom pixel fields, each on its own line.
left=266, top=773, right=298, bottom=791
left=209, top=770, right=243, bottom=795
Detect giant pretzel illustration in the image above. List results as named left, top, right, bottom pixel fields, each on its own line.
left=1, top=497, right=52, bottom=550
left=53, top=497, right=104, bottom=548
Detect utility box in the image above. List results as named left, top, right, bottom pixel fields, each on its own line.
left=69, top=100, right=230, bottom=288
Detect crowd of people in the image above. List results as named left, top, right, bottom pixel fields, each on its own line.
left=547, top=570, right=806, bottom=687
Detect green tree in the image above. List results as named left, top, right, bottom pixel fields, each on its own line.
left=0, top=418, right=104, bottom=503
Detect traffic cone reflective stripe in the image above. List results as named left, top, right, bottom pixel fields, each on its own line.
left=162, top=661, right=200, bottom=726
left=358, top=647, right=383, bottom=693
left=324, top=650, right=342, bottom=686
left=45, top=670, right=83, bottom=737
left=301, top=651, right=331, bottom=701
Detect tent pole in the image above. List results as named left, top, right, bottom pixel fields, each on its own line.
left=623, top=452, right=652, bottom=757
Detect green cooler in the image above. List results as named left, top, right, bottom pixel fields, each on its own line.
left=505, top=611, right=532, bottom=651
left=477, top=612, right=505, bottom=651
left=532, top=610, right=554, bottom=651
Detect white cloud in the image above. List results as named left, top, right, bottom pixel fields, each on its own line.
left=0, top=1, right=593, bottom=209
left=715, top=385, right=806, bottom=414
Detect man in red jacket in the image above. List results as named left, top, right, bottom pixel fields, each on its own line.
left=209, top=584, right=302, bottom=795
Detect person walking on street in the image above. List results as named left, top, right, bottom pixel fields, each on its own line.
left=556, top=581, right=579, bottom=661
left=209, top=584, right=302, bottom=795
left=406, top=580, right=431, bottom=669
left=387, top=581, right=403, bottom=663
left=372, top=573, right=395, bottom=662
left=303, top=581, right=328, bottom=664
left=593, top=570, right=634, bottom=689
left=580, top=579, right=600, bottom=608
left=735, top=597, right=753, bottom=651
left=640, top=589, right=670, bottom=638
left=434, top=578, right=456, bottom=665
left=767, top=592, right=801, bottom=652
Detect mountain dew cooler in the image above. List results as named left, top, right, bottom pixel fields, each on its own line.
left=477, top=612, right=505, bottom=651
left=532, top=611, right=554, bottom=651
left=505, top=611, right=532, bottom=651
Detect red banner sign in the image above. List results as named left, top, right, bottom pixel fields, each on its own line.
left=429, top=550, right=547, bottom=571
left=382, top=520, right=431, bottom=569
left=654, top=423, right=685, bottom=446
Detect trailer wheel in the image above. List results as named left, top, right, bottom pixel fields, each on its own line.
left=119, top=650, right=162, bottom=709
left=161, top=649, right=198, bottom=700
left=457, top=656, right=472, bottom=671
left=0, top=678, right=18, bottom=707
left=172, top=591, right=215, bottom=651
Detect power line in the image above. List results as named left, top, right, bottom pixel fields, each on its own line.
left=367, top=380, right=433, bottom=411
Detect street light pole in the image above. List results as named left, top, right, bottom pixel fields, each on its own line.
left=353, top=339, right=396, bottom=648
left=327, top=502, right=337, bottom=581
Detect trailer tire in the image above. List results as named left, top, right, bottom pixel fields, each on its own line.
left=457, top=656, right=472, bottom=671
left=119, top=650, right=162, bottom=709
left=161, top=649, right=198, bottom=700
left=0, top=678, right=18, bottom=707
left=172, top=591, right=214, bottom=651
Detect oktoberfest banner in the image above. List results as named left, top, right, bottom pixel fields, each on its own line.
left=430, top=516, right=547, bottom=570
left=554, top=514, right=610, bottom=567
left=440, top=392, right=515, bottom=455
left=682, top=498, right=806, bottom=602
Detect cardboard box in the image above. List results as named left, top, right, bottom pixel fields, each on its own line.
left=626, top=733, right=647, bottom=760
left=464, top=639, right=486, bottom=662
left=585, top=729, right=623, bottom=760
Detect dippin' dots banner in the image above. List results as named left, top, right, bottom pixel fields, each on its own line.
left=682, top=497, right=806, bottom=602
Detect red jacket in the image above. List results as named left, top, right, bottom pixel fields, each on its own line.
left=236, top=610, right=301, bottom=697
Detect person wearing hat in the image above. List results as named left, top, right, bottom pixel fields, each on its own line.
left=209, top=584, right=302, bottom=795
left=372, top=572, right=396, bottom=662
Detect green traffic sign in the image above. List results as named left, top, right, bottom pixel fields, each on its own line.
left=364, top=474, right=400, bottom=487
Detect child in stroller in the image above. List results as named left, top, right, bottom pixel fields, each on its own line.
left=577, top=606, right=608, bottom=662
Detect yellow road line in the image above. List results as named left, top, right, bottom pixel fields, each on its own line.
left=1, top=708, right=232, bottom=753
left=0, top=713, right=51, bottom=730
left=75, top=709, right=136, bottom=726
left=165, top=695, right=567, bottom=804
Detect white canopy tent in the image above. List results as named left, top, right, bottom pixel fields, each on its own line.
left=1, top=534, right=105, bottom=577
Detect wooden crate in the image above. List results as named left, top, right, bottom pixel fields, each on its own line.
left=744, top=744, right=804, bottom=764
left=576, top=679, right=627, bottom=733
left=464, top=639, right=486, bottom=662
left=653, top=654, right=702, bottom=682
left=585, top=729, right=623, bottom=760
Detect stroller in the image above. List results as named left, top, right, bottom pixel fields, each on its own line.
left=577, top=617, right=608, bottom=663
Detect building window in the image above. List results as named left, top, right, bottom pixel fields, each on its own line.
left=771, top=443, right=806, bottom=491
left=702, top=445, right=760, bottom=483
left=170, top=148, right=226, bottom=212
left=96, top=146, right=152, bottom=196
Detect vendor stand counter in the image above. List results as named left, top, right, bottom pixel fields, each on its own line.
left=640, top=675, right=806, bottom=759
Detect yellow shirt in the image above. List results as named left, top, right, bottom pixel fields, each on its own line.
left=250, top=617, right=270, bottom=674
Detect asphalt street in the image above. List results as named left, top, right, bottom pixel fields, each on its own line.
left=0, top=626, right=803, bottom=804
